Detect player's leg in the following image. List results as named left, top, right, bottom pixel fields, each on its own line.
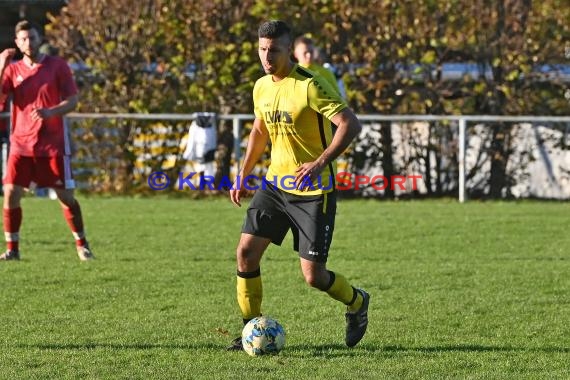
left=44, top=156, right=94, bottom=261
left=292, top=190, right=370, bottom=347
left=227, top=233, right=270, bottom=351
left=236, top=185, right=289, bottom=324
left=228, top=183, right=289, bottom=350
left=1, top=155, right=31, bottom=260
left=54, top=187, right=94, bottom=261
left=236, top=233, right=270, bottom=324
left=299, top=257, right=367, bottom=313
left=299, top=257, right=370, bottom=346
left=1, top=183, right=24, bottom=260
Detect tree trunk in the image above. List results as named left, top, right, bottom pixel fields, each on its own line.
left=381, top=121, right=395, bottom=198
left=489, top=123, right=509, bottom=198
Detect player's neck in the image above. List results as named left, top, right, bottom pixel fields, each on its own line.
left=271, top=61, right=294, bottom=82
left=23, top=53, right=45, bottom=67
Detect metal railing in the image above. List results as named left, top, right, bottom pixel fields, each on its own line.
left=1, top=112, right=569, bottom=201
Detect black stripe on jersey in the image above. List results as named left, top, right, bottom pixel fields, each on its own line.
left=317, top=114, right=336, bottom=189
left=296, top=66, right=314, bottom=78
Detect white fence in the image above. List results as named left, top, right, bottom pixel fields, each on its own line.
left=1, top=112, right=569, bottom=201
left=355, top=115, right=570, bottom=201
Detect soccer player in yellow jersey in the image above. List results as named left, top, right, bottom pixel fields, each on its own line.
left=293, top=35, right=344, bottom=99
left=228, top=20, right=369, bottom=350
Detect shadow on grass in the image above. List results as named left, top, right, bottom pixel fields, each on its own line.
left=380, top=344, right=570, bottom=353
left=287, top=343, right=570, bottom=358
left=16, top=342, right=222, bottom=350
left=16, top=342, right=569, bottom=357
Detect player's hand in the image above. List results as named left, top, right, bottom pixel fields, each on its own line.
left=31, top=107, right=53, bottom=121
left=294, top=161, right=324, bottom=191
left=230, top=177, right=247, bottom=207
left=0, top=48, right=16, bottom=69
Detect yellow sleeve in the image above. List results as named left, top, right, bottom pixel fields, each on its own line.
left=307, top=77, right=347, bottom=120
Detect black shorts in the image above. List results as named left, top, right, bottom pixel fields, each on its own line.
left=242, top=181, right=336, bottom=263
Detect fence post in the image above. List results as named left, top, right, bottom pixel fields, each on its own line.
left=232, top=116, right=241, bottom=175
left=458, top=117, right=466, bottom=203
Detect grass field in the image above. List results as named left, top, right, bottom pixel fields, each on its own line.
left=0, top=196, right=568, bottom=379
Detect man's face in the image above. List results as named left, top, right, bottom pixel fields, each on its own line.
left=258, top=35, right=291, bottom=76
left=15, top=28, right=42, bottom=59
left=293, top=42, right=313, bottom=66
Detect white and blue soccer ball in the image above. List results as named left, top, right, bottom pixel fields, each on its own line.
left=241, top=316, right=286, bottom=356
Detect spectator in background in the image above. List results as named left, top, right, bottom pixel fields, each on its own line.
left=0, top=20, right=94, bottom=261
left=214, top=120, right=234, bottom=191
left=323, top=61, right=347, bottom=101
left=293, top=35, right=346, bottom=99
left=312, top=44, right=347, bottom=100
left=182, top=112, right=217, bottom=189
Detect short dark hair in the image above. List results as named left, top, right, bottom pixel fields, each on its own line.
left=293, top=35, right=314, bottom=48
left=258, top=20, right=291, bottom=40
left=15, top=20, right=41, bottom=35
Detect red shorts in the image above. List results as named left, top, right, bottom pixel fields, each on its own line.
left=3, top=155, right=76, bottom=189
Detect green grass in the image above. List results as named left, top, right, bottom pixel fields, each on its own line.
left=0, top=196, right=568, bottom=379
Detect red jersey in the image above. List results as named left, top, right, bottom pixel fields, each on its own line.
left=1, top=55, right=78, bottom=157
left=0, top=98, right=8, bottom=134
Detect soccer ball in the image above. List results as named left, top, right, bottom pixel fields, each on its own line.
left=241, top=316, right=286, bottom=356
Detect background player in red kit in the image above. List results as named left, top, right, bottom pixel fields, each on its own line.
left=0, top=20, right=94, bottom=261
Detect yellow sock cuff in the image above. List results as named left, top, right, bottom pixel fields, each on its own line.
left=325, top=271, right=354, bottom=305
left=236, top=269, right=262, bottom=321
left=347, top=288, right=363, bottom=312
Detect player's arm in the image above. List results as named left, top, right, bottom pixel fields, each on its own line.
left=31, top=94, right=78, bottom=121
left=230, top=117, right=270, bottom=207
left=294, top=108, right=361, bottom=188
left=0, top=48, right=17, bottom=104
left=324, top=108, right=361, bottom=163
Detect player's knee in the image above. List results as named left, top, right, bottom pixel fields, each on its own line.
left=302, top=270, right=328, bottom=290
left=236, top=244, right=262, bottom=271
left=55, top=189, right=76, bottom=207
left=3, top=183, right=14, bottom=194
left=2, top=184, right=22, bottom=208
left=236, top=244, right=252, bottom=258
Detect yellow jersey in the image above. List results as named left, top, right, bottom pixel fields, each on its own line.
left=300, top=63, right=342, bottom=98
left=253, top=64, right=347, bottom=195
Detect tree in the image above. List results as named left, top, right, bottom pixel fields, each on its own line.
left=45, top=0, right=569, bottom=196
